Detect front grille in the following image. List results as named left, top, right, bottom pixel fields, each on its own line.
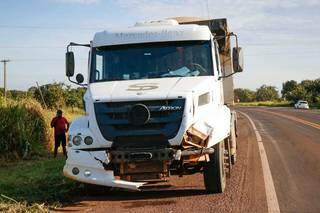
left=94, top=99, right=185, bottom=144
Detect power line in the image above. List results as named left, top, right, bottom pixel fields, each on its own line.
left=0, top=24, right=105, bottom=30
left=8, top=58, right=87, bottom=62
left=0, top=46, right=65, bottom=49
left=245, top=51, right=320, bottom=56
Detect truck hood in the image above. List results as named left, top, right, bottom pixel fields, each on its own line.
left=89, top=76, right=213, bottom=102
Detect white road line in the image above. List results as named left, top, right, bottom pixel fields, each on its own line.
left=239, top=111, right=281, bottom=213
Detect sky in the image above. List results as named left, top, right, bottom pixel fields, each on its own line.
left=0, top=0, right=319, bottom=92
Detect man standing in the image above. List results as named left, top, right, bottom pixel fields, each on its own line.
left=51, top=110, right=69, bottom=158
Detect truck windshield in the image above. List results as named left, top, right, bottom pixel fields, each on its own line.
left=90, top=40, right=213, bottom=82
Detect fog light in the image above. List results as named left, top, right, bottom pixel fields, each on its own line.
left=84, top=170, right=91, bottom=177
left=72, top=167, right=79, bottom=175
left=84, top=136, right=93, bottom=145
left=73, top=135, right=82, bottom=146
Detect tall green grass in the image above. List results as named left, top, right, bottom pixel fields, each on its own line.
left=0, top=96, right=84, bottom=162
left=0, top=99, right=48, bottom=161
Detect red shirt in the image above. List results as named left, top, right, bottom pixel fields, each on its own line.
left=51, top=116, right=69, bottom=136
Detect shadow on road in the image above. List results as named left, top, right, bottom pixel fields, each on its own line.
left=79, top=187, right=207, bottom=202
left=54, top=187, right=208, bottom=211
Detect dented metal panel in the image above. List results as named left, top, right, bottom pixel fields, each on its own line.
left=183, top=121, right=213, bottom=148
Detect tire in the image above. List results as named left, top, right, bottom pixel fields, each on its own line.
left=203, top=141, right=226, bottom=193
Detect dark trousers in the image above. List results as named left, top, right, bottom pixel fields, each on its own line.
left=54, top=134, right=67, bottom=158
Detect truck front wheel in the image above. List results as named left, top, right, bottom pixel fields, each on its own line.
left=203, top=141, right=226, bottom=193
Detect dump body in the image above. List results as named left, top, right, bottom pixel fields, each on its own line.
left=173, top=17, right=234, bottom=105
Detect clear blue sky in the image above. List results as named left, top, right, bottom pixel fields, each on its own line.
left=0, top=0, right=319, bottom=91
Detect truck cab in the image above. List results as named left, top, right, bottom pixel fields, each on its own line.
left=63, top=18, right=243, bottom=193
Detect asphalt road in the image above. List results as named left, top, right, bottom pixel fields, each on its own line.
left=56, top=107, right=320, bottom=213
left=239, top=107, right=320, bottom=213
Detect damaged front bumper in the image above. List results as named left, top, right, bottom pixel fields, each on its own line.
left=64, top=145, right=215, bottom=190
left=63, top=149, right=146, bottom=190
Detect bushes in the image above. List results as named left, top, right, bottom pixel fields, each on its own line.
left=256, top=85, right=279, bottom=101
left=282, top=79, right=320, bottom=104
left=0, top=99, right=48, bottom=161
left=33, top=83, right=65, bottom=109
left=234, top=88, right=256, bottom=102
left=234, top=85, right=279, bottom=102
left=31, top=83, right=86, bottom=109
left=0, top=96, right=84, bottom=162
left=235, top=78, right=320, bottom=107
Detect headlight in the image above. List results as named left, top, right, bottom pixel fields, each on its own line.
left=72, top=135, right=82, bottom=146
left=84, top=136, right=93, bottom=145
left=84, top=170, right=91, bottom=177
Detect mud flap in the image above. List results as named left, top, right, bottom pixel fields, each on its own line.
left=230, top=111, right=237, bottom=156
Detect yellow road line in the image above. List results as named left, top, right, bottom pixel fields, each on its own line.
left=255, top=109, right=320, bottom=130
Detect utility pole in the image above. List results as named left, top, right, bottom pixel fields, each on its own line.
left=1, top=59, right=10, bottom=99
left=36, top=81, right=47, bottom=109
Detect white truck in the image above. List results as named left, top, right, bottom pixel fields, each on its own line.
left=63, top=17, right=243, bottom=193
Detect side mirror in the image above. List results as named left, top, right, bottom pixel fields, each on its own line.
left=232, top=47, right=244, bottom=73
left=66, top=52, right=75, bottom=77
left=76, top=73, right=84, bottom=83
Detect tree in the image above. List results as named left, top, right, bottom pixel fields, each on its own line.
left=301, top=79, right=320, bottom=103
left=290, top=85, right=308, bottom=102
left=281, top=80, right=298, bottom=101
left=64, top=86, right=86, bottom=109
left=28, top=83, right=86, bottom=109
left=33, top=83, right=66, bottom=109
left=234, top=88, right=256, bottom=102
left=281, top=79, right=320, bottom=104
left=256, top=85, right=279, bottom=101
left=312, top=79, right=320, bottom=104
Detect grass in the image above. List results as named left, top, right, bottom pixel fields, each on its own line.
left=236, top=101, right=320, bottom=109
left=0, top=97, right=85, bottom=212
left=0, top=157, right=79, bottom=212
left=0, top=97, right=84, bottom=163
left=235, top=101, right=292, bottom=107
left=310, top=103, right=320, bottom=109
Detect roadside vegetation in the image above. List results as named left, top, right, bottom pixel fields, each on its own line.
left=236, top=101, right=291, bottom=107
left=234, top=78, right=320, bottom=108
left=1, top=82, right=86, bottom=110
left=0, top=83, right=85, bottom=211
left=0, top=157, right=79, bottom=212
left=0, top=98, right=48, bottom=161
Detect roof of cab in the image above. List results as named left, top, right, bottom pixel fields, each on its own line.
left=92, top=24, right=211, bottom=47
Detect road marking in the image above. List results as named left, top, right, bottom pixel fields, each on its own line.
left=239, top=111, right=281, bottom=213
left=254, top=109, right=320, bottom=130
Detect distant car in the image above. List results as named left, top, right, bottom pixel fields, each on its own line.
left=294, top=100, right=309, bottom=109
